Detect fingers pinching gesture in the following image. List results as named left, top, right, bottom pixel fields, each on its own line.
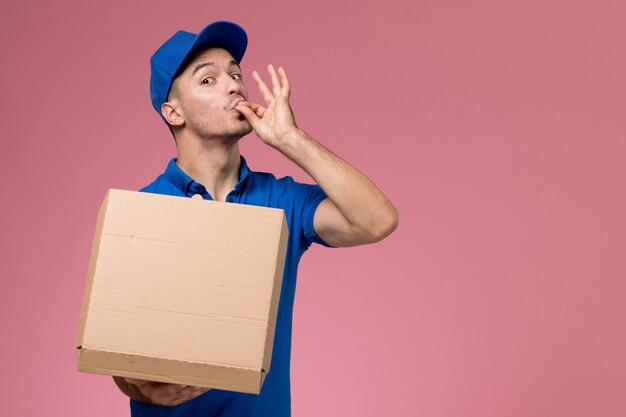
left=235, top=65, right=298, bottom=148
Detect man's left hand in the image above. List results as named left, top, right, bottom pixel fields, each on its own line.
left=235, top=64, right=299, bottom=148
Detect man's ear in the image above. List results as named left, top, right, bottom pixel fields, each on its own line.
left=161, top=100, right=184, bottom=127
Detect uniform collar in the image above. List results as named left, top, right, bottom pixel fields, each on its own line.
left=164, top=155, right=251, bottom=196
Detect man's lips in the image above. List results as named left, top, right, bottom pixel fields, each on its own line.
left=229, top=97, right=246, bottom=110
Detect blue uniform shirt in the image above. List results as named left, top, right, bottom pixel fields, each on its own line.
left=130, top=156, right=332, bottom=417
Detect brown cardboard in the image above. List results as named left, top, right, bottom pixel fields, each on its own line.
left=76, top=189, right=288, bottom=394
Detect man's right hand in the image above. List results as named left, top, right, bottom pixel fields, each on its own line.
left=114, top=377, right=210, bottom=406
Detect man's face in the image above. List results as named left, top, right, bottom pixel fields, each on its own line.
left=166, top=47, right=252, bottom=139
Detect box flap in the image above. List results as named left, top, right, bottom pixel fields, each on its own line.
left=262, top=215, right=289, bottom=374
left=77, top=347, right=264, bottom=394
left=75, top=190, right=111, bottom=348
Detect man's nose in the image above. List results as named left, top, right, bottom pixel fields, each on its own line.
left=225, top=75, right=242, bottom=95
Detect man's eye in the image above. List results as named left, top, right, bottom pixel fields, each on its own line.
left=231, top=73, right=242, bottom=80
left=201, top=77, right=215, bottom=85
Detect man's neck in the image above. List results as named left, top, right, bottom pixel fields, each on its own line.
left=175, top=134, right=242, bottom=202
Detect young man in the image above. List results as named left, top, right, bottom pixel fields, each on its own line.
left=113, top=20, right=398, bottom=416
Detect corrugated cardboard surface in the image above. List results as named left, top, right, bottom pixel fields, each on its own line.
left=76, top=189, right=288, bottom=394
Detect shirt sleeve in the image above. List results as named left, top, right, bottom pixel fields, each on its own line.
left=287, top=179, right=335, bottom=249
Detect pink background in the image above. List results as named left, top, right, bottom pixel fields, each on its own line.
left=2, top=0, right=625, bottom=416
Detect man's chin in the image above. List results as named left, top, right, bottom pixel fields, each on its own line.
left=236, top=116, right=253, bottom=135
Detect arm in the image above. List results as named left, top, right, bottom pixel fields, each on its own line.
left=113, top=377, right=210, bottom=407
left=236, top=65, right=399, bottom=247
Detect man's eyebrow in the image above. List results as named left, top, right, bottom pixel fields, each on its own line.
left=192, top=62, right=215, bottom=76
left=191, top=60, right=241, bottom=76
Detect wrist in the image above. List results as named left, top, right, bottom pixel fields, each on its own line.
left=274, top=128, right=308, bottom=153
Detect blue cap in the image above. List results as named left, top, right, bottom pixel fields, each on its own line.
left=149, top=21, right=248, bottom=119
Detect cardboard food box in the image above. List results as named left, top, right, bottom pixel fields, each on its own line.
left=76, top=189, right=288, bottom=394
